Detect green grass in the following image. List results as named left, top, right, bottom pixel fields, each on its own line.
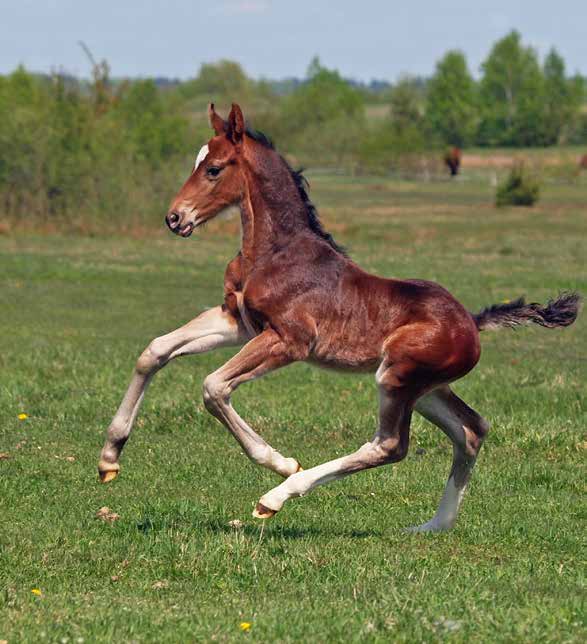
left=1, top=176, right=585, bottom=642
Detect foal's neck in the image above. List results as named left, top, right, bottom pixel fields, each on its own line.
left=239, top=152, right=309, bottom=267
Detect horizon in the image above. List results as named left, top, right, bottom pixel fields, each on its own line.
left=1, top=1, right=586, bottom=83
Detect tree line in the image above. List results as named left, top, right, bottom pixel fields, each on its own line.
left=0, top=31, right=585, bottom=227
left=428, top=32, right=585, bottom=147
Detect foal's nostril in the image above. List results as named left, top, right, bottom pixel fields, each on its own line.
left=166, top=211, right=180, bottom=230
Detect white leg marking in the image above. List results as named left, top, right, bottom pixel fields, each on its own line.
left=406, top=475, right=465, bottom=533
left=407, top=388, right=487, bottom=533
left=202, top=371, right=300, bottom=478
left=99, top=306, right=249, bottom=476
left=257, top=385, right=412, bottom=515
left=201, top=332, right=302, bottom=478
left=258, top=452, right=360, bottom=512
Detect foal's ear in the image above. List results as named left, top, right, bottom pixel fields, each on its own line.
left=208, top=103, right=226, bottom=135
left=227, top=103, right=245, bottom=144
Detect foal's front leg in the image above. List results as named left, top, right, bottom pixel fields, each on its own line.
left=98, top=305, right=249, bottom=482
left=202, top=329, right=303, bottom=478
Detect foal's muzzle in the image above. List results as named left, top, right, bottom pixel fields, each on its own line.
left=165, top=211, right=195, bottom=237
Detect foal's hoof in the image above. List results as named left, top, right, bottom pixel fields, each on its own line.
left=100, top=470, right=118, bottom=483
left=252, top=502, right=277, bottom=520
left=404, top=520, right=452, bottom=533
left=98, top=467, right=119, bottom=483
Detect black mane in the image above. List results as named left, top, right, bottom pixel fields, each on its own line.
left=245, top=128, right=347, bottom=256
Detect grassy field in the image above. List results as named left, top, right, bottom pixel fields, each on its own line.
left=1, top=176, right=585, bottom=642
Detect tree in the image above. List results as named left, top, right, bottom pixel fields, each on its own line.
left=281, top=57, right=364, bottom=131
left=426, top=50, right=478, bottom=147
left=276, top=57, right=365, bottom=159
left=387, top=77, right=427, bottom=153
left=357, top=78, right=428, bottom=174
left=478, top=31, right=546, bottom=146
left=542, top=49, right=585, bottom=144
left=180, top=60, right=252, bottom=101
left=389, top=77, right=423, bottom=129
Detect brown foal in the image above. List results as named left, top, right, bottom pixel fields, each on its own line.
left=98, top=104, right=580, bottom=532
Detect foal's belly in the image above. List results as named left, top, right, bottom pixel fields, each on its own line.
left=306, top=354, right=381, bottom=374
left=303, top=299, right=393, bottom=372
left=307, top=334, right=384, bottom=373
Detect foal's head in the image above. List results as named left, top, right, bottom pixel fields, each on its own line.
left=166, top=103, right=252, bottom=237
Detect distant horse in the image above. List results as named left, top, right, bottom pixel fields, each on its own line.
left=444, top=147, right=461, bottom=176
left=98, top=104, right=580, bottom=531
left=579, top=154, right=587, bottom=170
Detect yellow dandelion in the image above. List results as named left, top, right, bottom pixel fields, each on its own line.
left=31, top=588, right=42, bottom=596
left=239, top=622, right=252, bottom=632
left=18, top=413, right=28, bottom=421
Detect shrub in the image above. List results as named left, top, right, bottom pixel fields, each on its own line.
left=496, top=162, right=541, bottom=207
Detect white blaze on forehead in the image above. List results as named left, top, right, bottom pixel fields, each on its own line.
left=194, top=144, right=209, bottom=171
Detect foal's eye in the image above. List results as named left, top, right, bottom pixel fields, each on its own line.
left=206, top=166, right=221, bottom=178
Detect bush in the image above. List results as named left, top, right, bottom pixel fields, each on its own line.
left=495, top=163, right=541, bottom=207
left=0, top=67, right=191, bottom=229
left=357, top=121, right=427, bottom=176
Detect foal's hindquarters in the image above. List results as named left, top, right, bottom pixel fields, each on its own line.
left=253, top=287, right=489, bottom=531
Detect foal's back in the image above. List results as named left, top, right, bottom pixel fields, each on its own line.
left=245, top=233, right=480, bottom=376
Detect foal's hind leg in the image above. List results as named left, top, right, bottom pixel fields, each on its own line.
left=253, top=373, right=418, bottom=519
left=98, top=306, right=249, bottom=482
left=408, top=386, right=490, bottom=532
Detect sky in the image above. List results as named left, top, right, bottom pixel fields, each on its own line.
left=1, top=1, right=586, bottom=82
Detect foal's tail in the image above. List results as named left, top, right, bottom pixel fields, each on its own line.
left=473, top=292, right=581, bottom=331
